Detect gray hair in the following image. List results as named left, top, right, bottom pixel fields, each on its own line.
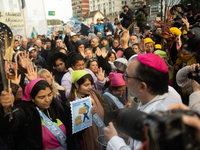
left=36, top=39, right=42, bottom=43
left=21, top=38, right=28, bottom=42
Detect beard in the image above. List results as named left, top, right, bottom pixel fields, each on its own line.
left=46, top=47, right=51, bottom=51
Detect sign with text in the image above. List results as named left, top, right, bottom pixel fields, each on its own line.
left=0, top=11, right=24, bottom=29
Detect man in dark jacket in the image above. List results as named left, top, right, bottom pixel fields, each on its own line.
left=91, top=38, right=99, bottom=53
left=120, top=5, right=134, bottom=35
left=29, top=47, right=46, bottom=69
left=64, top=25, right=78, bottom=52
left=103, top=17, right=114, bottom=35
left=19, top=38, right=28, bottom=51
left=135, top=2, right=148, bottom=31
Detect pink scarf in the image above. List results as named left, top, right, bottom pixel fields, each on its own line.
left=22, top=78, right=45, bottom=101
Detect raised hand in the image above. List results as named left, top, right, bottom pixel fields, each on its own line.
left=0, top=90, right=14, bottom=113
left=66, top=25, right=71, bottom=36
left=101, top=48, right=108, bottom=58
left=25, top=65, right=37, bottom=81
left=181, top=17, right=190, bottom=31
left=19, top=51, right=32, bottom=69
left=80, top=51, right=85, bottom=58
left=11, top=74, right=21, bottom=85
left=120, top=30, right=130, bottom=50
left=96, top=47, right=102, bottom=57
left=139, top=38, right=146, bottom=54
left=96, top=67, right=105, bottom=81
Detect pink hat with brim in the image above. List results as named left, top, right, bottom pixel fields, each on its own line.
left=22, top=78, right=45, bottom=101
left=137, top=53, right=168, bottom=73
left=109, top=72, right=126, bottom=86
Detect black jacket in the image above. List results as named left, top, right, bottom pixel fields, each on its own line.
left=123, top=47, right=136, bottom=60
left=64, top=35, right=75, bottom=52
left=0, top=99, right=81, bottom=150
left=120, top=10, right=134, bottom=29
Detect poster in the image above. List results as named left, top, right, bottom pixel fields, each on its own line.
left=5, top=61, right=17, bottom=80
left=70, top=96, right=92, bottom=134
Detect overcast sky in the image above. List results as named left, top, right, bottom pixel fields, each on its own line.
left=43, top=0, right=72, bottom=22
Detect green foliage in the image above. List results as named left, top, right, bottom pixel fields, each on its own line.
left=135, top=11, right=147, bottom=26
left=47, top=19, right=63, bottom=25
left=180, top=0, right=200, bottom=11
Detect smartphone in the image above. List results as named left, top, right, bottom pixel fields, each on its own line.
left=58, top=30, right=63, bottom=35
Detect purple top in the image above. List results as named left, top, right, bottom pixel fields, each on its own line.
left=61, top=68, right=106, bottom=99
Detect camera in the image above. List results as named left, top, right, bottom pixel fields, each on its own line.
left=196, top=15, right=200, bottom=20
left=143, top=5, right=146, bottom=8
left=124, top=9, right=127, bottom=12
left=188, top=66, right=200, bottom=83
left=173, top=14, right=185, bottom=28
left=116, top=108, right=200, bottom=150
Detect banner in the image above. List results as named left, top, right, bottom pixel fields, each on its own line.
left=23, top=0, right=47, bottom=38
left=0, top=11, right=24, bottom=29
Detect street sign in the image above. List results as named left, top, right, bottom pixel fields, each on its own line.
left=48, top=11, right=55, bottom=16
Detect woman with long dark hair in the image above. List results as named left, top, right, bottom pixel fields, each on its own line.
left=69, top=70, right=107, bottom=150
left=0, top=79, right=81, bottom=150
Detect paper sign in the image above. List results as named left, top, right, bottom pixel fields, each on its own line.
left=70, top=96, right=92, bottom=134
left=0, top=11, right=24, bottom=29
left=5, top=61, right=17, bottom=80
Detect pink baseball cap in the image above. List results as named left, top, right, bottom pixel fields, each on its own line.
left=109, top=72, right=126, bottom=86
left=137, top=53, right=168, bottom=73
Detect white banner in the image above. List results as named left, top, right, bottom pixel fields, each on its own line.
left=23, top=0, right=47, bottom=38
left=0, top=11, right=24, bottom=29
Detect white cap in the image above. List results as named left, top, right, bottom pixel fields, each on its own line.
left=28, top=47, right=36, bottom=52
left=106, top=32, right=112, bottom=36
left=70, top=32, right=77, bottom=37
left=16, top=46, right=20, bottom=50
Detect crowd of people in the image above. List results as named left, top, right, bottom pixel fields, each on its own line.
left=1, top=2, right=200, bottom=150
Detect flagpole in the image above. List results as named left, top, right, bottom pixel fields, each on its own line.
left=22, top=9, right=27, bottom=38
left=42, top=0, right=48, bottom=35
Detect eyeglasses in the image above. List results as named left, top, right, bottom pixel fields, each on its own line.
left=123, top=73, right=143, bottom=81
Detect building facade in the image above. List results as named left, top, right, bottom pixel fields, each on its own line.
left=71, top=0, right=133, bottom=21
left=89, top=0, right=132, bottom=16
left=71, top=0, right=89, bottom=21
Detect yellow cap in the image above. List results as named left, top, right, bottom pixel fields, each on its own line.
left=182, top=30, right=187, bottom=35
left=169, top=27, right=181, bottom=36
left=144, top=38, right=155, bottom=45
left=154, top=44, right=162, bottom=50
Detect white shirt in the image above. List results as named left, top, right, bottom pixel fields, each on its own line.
left=106, top=86, right=182, bottom=150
